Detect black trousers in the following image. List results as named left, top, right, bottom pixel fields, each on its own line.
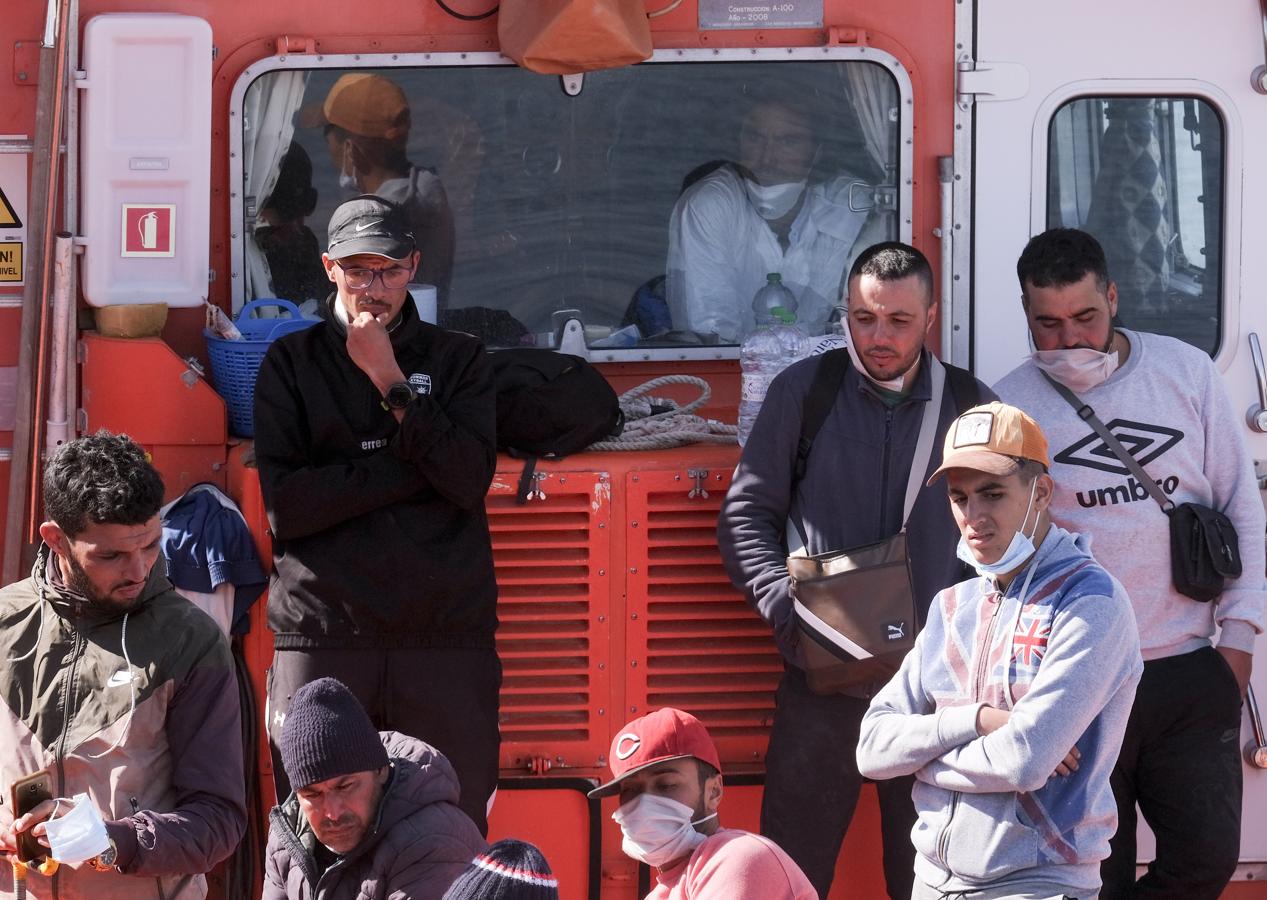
left=761, top=666, right=917, bottom=900
left=267, top=645, right=502, bottom=835
left=1100, top=646, right=1243, bottom=900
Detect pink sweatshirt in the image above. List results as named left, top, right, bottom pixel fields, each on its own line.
left=648, top=829, right=817, bottom=900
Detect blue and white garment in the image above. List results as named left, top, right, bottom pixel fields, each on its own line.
left=857, top=525, right=1142, bottom=896
left=161, top=483, right=267, bottom=635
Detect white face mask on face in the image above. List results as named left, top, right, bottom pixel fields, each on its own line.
left=743, top=178, right=807, bottom=220
left=612, top=793, right=716, bottom=869
left=956, top=476, right=1040, bottom=578
left=1031, top=347, right=1119, bottom=393
left=845, top=338, right=909, bottom=392
left=338, top=152, right=359, bottom=196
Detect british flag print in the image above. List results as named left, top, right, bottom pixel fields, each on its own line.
left=1013, top=615, right=1052, bottom=668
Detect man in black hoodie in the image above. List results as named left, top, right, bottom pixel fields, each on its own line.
left=254, top=195, right=500, bottom=833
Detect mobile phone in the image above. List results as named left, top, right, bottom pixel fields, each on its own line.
left=9, top=769, right=54, bottom=862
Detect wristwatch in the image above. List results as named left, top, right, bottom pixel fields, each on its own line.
left=89, top=838, right=118, bottom=872
left=381, top=382, right=416, bottom=411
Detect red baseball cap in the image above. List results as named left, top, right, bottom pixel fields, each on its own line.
left=588, top=707, right=722, bottom=799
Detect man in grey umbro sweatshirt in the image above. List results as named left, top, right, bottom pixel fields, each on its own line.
left=994, top=229, right=1265, bottom=899
left=858, top=402, right=1141, bottom=899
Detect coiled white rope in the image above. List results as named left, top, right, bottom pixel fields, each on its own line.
left=588, top=375, right=737, bottom=451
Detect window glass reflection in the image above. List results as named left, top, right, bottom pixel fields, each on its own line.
left=1047, top=96, right=1223, bottom=356
left=243, top=60, right=901, bottom=349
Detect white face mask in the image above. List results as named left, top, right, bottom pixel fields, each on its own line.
left=612, top=793, right=715, bottom=868
left=743, top=178, right=807, bottom=220
left=1031, top=347, right=1119, bottom=393
left=956, top=476, right=1040, bottom=578
left=44, top=793, right=111, bottom=864
left=338, top=152, right=359, bottom=196
left=845, top=338, right=909, bottom=392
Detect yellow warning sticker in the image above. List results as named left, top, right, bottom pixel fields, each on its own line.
left=0, top=243, right=23, bottom=282
left=0, top=187, right=20, bottom=229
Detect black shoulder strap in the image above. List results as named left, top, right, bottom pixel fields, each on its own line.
left=943, top=362, right=981, bottom=415
left=793, top=349, right=851, bottom=484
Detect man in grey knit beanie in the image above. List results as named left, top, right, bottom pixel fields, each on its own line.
left=264, top=677, right=486, bottom=898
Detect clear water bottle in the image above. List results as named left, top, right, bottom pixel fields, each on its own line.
left=808, top=304, right=849, bottom=356
left=739, top=274, right=809, bottom=446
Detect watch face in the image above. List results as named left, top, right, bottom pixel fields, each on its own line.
left=385, top=383, right=415, bottom=409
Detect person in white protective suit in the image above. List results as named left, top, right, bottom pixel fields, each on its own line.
left=666, top=95, right=886, bottom=343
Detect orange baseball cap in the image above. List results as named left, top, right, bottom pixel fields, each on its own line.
left=322, top=73, right=411, bottom=140
left=927, top=401, right=1050, bottom=485
left=588, top=708, right=722, bottom=799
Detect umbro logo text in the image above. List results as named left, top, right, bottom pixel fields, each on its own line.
left=1075, top=474, right=1180, bottom=509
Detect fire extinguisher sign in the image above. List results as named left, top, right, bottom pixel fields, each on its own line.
left=121, top=204, right=176, bottom=257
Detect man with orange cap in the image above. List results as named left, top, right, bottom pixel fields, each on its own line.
left=858, top=402, right=1142, bottom=900
left=591, top=707, right=815, bottom=899
left=322, top=72, right=455, bottom=304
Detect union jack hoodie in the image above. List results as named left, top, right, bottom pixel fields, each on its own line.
left=857, top=525, right=1142, bottom=895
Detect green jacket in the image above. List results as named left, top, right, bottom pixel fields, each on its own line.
left=0, top=545, right=246, bottom=899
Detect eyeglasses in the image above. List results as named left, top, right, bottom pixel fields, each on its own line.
left=335, top=263, right=413, bottom=290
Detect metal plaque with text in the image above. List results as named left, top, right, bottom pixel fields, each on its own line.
left=699, top=0, right=823, bottom=30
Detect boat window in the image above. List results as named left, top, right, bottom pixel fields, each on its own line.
left=237, top=57, right=902, bottom=353
left=1047, top=96, right=1223, bottom=356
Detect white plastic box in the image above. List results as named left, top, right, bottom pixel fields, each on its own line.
left=81, top=14, right=212, bottom=307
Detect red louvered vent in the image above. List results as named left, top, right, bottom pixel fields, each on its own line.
left=488, top=469, right=612, bottom=771
left=625, top=469, right=782, bottom=766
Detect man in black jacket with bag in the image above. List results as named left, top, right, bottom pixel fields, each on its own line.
left=718, top=242, right=994, bottom=899
left=254, top=195, right=500, bottom=834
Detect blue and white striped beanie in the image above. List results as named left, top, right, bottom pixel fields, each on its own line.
left=443, top=839, right=559, bottom=900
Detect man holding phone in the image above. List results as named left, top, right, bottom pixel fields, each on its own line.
left=0, top=433, right=246, bottom=898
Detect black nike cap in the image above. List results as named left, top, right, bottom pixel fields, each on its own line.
left=326, top=195, right=416, bottom=261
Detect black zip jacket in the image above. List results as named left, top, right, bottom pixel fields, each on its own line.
left=718, top=349, right=996, bottom=663
left=253, top=294, right=497, bottom=649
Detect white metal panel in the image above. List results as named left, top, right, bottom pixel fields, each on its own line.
left=967, top=0, right=1267, bottom=867
left=80, top=14, right=211, bottom=308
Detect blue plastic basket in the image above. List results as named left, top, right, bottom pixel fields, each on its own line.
left=205, top=299, right=318, bottom=437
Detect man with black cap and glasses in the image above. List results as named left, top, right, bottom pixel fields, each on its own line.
left=254, top=195, right=500, bottom=834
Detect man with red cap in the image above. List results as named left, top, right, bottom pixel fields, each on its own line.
left=591, top=707, right=815, bottom=900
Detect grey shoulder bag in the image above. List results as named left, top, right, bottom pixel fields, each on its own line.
left=786, top=359, right=945, bottom=693
left=1042, top=373, right=1241, bottom=602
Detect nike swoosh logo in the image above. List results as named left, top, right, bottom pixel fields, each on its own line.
left=107, top=670, right=135, bottom=687
left=353, top=220, right=381, bottom=232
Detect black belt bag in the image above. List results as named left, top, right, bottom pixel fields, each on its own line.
left=786, top=360, right=945, bottom=693
left=1168, top=501, right=1242, bottom=602
left=1044, top=374, right=1241, bottom=603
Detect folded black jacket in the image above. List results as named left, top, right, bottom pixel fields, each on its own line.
left=253, top=294, right=498, bottom=649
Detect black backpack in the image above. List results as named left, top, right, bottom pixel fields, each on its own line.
left=488, top=349, right=623, bottom=501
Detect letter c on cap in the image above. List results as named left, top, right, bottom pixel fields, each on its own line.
left=615, top=733, right=641, bottom=760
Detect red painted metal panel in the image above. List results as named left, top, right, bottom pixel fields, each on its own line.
left=488, top=467, right=614, bottom=773
left=623, top=466, right=782, bottom=767
left=80, top=333, right=226, bottom=444
left=489, top=785, right=597, bottom=900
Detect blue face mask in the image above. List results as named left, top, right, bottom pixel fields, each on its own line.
left=956, top=476, right=1040, bottom=578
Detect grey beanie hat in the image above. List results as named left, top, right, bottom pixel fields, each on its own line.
left=280, top=677, right=388, bottom=790
left=442, top=839, right=559, bottom=900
